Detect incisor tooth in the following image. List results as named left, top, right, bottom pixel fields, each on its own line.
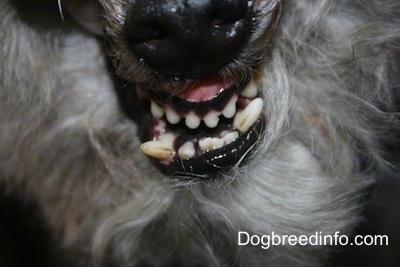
left=241, top=79, right=258, bottom=98
left=185, top=112, right=201, bottom=129
left=222, top=95, right=237, bottom=119
left=234, top=98, right=263, bottom=133
left=140, top=134, right=175, bottom=160
left=166, top=109, right=181, bottom=124
left=151, top=101, right=165, bottom=118
left=222, top=131, right=239, bottom=144
left=178, top=142, right=195, bottom=159
left=199, top=138, right=212, bottom=152
left=199, top=137, right=224, bottom=152
left=203, top=111, right=220, bottom=128
left=211, top=137, right=224, bottom=149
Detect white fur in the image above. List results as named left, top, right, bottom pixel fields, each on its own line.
left=0, top=0, right=399, bottom=266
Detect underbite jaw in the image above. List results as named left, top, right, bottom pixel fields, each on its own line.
left=139, top=75, right=265, bottom=177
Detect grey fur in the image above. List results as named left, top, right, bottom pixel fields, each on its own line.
left=0, top=0, right=399, bottom=266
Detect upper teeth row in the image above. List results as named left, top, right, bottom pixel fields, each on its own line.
left=150, top=79, right=258, bottom=130
left=151, top=95, right=238, bottom=129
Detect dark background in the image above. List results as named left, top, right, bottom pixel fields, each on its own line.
left=0, top=174, right=399, bottom=267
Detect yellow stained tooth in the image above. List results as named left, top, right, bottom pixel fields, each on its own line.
left=140, top=134, right=175, bottom=160
left=234, top=98, right=263, bottom=133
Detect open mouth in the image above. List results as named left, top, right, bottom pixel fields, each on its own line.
left=103, top=0, right=282, bottom=178
left=135, top=74, right=265, bottom=178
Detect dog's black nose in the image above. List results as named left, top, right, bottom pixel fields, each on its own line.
left=124, top=0, right=252, bottom=78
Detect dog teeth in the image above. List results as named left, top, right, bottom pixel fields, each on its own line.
left=234, top=98, right=263, bottom=133
left=151, top=101, right=165, bottom=118
left=199, top=137, right=224, bottom=152
left=140, top=134, right=175, bottom=160
left=203, top=111, right=220, bottom=128
left=143, top=82, right=263, bottom=161
left=178, top=142, right=195, bottom=159
left=222, top=95, right=238, bottom=119
left=240, top=79, right=258, bottom=98
left=166, top=109, right=181, bottom=124
left=222, top=131, right=239, bottom=144
left=142, top=130, right=242, bottom=161
left=185, top=112, right=201, bottom=129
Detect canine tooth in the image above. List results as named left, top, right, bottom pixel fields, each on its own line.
left=140, top=134, right=175, bottom=160
left=178, top=142, right=195, bottom=159
left=166, top=109, right=181, bottom=124
left=199, top=137, right=224, bottom=152
left=151, top=101, right=165, bottom=118
left=185, top=112, right=201, bottom=129
left=241, top=79, right=258, bottom=98
left=222, top=95, right=238, bottom=119
left=234, top=98, right=263, bottom=133
left=203, top=111, right=220, bottom=128
left=222, top=131, right=239, bottom=144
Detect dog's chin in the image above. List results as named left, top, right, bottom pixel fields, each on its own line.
left=120, top=71, right=266, bottom=179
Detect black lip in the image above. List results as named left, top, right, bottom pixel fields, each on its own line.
left=153, top=118, right=265, bottom=179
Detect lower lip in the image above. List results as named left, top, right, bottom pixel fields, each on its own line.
left=152, top=118, right=265, bottom=178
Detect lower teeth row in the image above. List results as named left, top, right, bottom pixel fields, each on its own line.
left=178, top=130, right=239, bottom=159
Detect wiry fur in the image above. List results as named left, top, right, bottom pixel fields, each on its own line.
left=0, top=0, right=399, bottom=266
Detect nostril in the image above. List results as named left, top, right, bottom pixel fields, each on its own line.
left=131, top=25, right=167, bottom=44
left=131, top=25, right=167, bottom=54
left=212, top=0, right=248, bottom=25
left=124, top=10, right=168, bottom=45
left=210, top=1, right=249, bottom=37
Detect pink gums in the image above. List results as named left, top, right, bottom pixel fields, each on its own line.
left=177, top=74, right=235, bottom=102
